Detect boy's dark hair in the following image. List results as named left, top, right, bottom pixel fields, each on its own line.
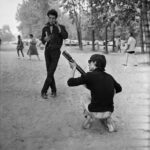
left=47, top=9, right=58, bottom=18
left=89, top=54, right=106, bottom=71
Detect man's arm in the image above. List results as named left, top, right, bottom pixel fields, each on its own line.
left=41, top=27, right=51, bottom=45
left=58, top=25, right=68, bottom=39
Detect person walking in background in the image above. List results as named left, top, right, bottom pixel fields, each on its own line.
left=67, top=54, right=122, bottom=132
left=123, top=32, right=138, bottom=66
left=0, top=38, right=1, bottom=50
left=115, top=36, right=121, bottom=52
left=27, top=34, right=40, bottom=60
left=40, top=9, right=68, bottom=99
left=16, top=35, right=24, bottom=58
left=117, top=36, right=121, bottom=52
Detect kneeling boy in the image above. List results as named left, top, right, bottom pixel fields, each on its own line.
left=67, top=54, right=122, bottom=132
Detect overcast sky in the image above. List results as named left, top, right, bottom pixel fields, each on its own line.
left=0, top=0, right=23, bottom=35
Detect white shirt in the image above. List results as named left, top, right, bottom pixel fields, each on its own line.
left=127, top=36, right=136, bottom=52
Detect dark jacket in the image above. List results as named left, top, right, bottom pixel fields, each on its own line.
left=41, top=22, right=68, bottom=50
left=67, top=69, right=122, bottom=112
left=17, top=39, right=24, bottom=50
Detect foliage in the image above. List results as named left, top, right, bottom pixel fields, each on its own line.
left=16, top=0, right=53, bottom=38
left=15, top=0, right=150, bottom=52
left=81, top=0, right=146, bottom=41
left=16, top=0, right=75, bottom=40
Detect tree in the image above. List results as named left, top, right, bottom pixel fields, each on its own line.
left=114, top=0, right=150, bottom=54
left=16, top=0, right=51, bottom=38
left=60, top=0, right=87, bottom=50
left=141, top=0, right=150, bottom=55
left=16, top=0, right=73, bottom=39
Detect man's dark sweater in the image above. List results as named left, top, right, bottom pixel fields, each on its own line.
left=67, top=69, right=122, bottom=112
left=41, top=22, right=68, bottom=50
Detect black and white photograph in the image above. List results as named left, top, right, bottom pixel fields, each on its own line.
left=0, top=0, right=150, bottom=150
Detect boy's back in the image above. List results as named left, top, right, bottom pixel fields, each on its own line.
left=67, top=54, right=122, bottom=132
left=68, top=68, right=122, bottom=112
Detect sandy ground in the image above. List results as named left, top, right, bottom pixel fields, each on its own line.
left=0, top=43, right=150, bottom=150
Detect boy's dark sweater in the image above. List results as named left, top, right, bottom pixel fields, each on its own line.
left=67, top=69, right=122, bottom=112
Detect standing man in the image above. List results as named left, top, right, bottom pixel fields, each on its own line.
left=123, top=32, right=138, bottom=66
left=41, top=9, right=68, bottom=99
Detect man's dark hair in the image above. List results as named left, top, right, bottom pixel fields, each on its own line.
left=130, top=32, right=134, bottom=37
left=18, top=35, right=21, bottom=39
left=89, top=54, right=106, bottom=71
left=47, top=9, right=58, bottom=18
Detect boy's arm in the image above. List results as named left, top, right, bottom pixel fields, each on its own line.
left=67, top=76, right=86, bottom=87
left=113, top=79, right=122, bottom=93
left=67, top=62, right=87, bottom=86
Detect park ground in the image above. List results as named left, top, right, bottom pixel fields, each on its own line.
left=0, top=43, right=150, bottom=150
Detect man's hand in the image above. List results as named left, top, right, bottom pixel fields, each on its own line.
left=55, top=21, right=61, bottom=33
left=44, top=36, right=50, bottom=42
left=44, top=31, right=50, bottom=42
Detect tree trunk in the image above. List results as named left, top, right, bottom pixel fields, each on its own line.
left=92, top=29, right=95, bottom=51
left=77, top=26, right=83, bottom=50
left=90, top=0, right=95, bottom=51
left=29, top=24, right=32, bottom=35
left=74, top=7, right=83, bottom=50
left=140, top=11, right=145, bottom=53
left=142, top=0, right=150, bottom=56
left=105, top=25, right=108, bottom=54
left=112, top=23, right=115, bottom=52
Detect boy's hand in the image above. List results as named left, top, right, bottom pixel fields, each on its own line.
left=69, top=62, right=76, bottom=70
left=69, top=62, right=76, bottom=78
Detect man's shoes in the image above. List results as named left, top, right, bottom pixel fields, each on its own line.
left=41, top=93, right=48, bottom=99
left=51, top=92, right=57, bottom=98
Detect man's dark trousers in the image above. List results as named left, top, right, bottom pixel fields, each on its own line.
left=41, top=48, right=61, bottom=94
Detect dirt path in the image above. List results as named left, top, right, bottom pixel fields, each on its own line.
left=0, top=44, right=150, bottom=150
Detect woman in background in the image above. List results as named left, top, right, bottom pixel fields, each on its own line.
left=27, top=34, right=40, bottom=60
